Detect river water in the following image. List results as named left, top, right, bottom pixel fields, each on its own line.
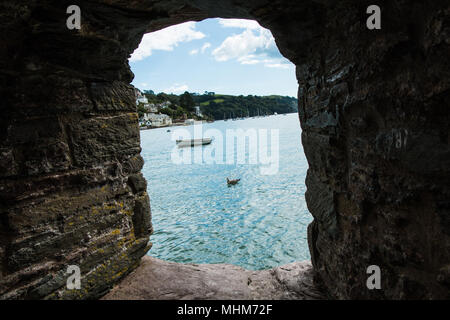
left=140, top=113, right=311, bottom=270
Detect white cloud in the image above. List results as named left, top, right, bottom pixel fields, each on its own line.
left=190, top=42, right=211, bottom=56
left=130, top=22, right=205, bottom=62
left=218, top=19, right=261, bottom=30
left=212, top=19, right=293, bottom=69
left=238, top=54, right=261, bottom=65
left=201, top=42, right=211, bottom=53
left=212, top=28, right=274, bottom=62
left=164, top=84, right=189, bottom=94
left=241, top=55, right=292, bottom=69
left=265, top=62, right=291, bottom=69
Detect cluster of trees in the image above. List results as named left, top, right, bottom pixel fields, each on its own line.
left=143, top=90, right=194, bottom=110
left=195, top=94, right=298, bottom=120
left=140, top=90, right=297, bottom=121
left=136, top=104, right=147, bottom=119
left=141, top=90, right=197, bottom=121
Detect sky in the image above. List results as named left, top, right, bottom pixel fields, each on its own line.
left=129, top=18, right=298, bottom=97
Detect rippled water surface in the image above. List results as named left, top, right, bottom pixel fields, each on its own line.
left=140, top=113, right=311, bottom=270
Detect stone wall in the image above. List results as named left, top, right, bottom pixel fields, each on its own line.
left=0, top=0, right=155, bottom=299
left=0, top=0, right=448, bottom=299
left=298, top=1, right=450, bottom=299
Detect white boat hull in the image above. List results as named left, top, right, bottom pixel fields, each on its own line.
left=176, top=138, right=212, bottom=147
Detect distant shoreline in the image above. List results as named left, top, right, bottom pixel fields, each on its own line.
left=140, top=123, right=185, bottom=131
left=139, top=113, right=296, bottom=130
left=139, top=122, right=202, bottom=131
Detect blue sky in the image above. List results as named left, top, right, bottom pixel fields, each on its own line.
left=129, top=18, right=298, bottom=97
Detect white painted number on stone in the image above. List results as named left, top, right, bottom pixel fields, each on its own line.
left=66, top=265, right=81, bottom=290
left=366, top=265, right=381, bottom=289
left=66, top=5, right=81, bottom=30
left=366, top=5, right=381, bottom=30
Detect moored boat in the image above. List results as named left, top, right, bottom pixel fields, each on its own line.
left=176, top=137, right=212, bottom=147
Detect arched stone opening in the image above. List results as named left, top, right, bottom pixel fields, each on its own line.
left=0, top=0, right=448, bottom=299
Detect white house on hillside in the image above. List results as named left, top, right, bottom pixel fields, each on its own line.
left=159, top=101, right=172, bottom=108
left=136, top=95, right=148, bottom=104
left=142, top=113, right=172, bottom=127
left=135, top=89, right=149, bottom=105
left=145, top=103, right=158, bottom=113
left=194, top=106, right=203, bottom=117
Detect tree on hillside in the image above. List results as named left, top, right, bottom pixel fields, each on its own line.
left=156, top=92, right=170, bottom=103
left=137, top=103, right=147, bottom=118
left=179, top=91, right=195, bottom=112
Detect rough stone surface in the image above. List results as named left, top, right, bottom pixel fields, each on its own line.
left=0, top=0, right=449, bottom=299
left=102, top=256, right=324, bottom=300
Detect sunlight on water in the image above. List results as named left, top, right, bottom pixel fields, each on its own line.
left=140, top=113, right=311, bottom=270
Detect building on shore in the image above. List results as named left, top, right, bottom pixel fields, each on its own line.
left=140, top=113, right=172, bottom=127
left=139, top=119, right=152, bottom=127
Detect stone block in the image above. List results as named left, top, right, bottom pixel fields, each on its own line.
left=68, top=113, right=140, bottom=167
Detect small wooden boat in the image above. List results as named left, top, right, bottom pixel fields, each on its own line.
left=227, top=177, right=240, bottom=186
left=176, top=138, right=212, bottom=148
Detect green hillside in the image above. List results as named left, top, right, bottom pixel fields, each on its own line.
left=141, top=90, right=298, bottom=121
left=194, top=94, right=297, bottom=120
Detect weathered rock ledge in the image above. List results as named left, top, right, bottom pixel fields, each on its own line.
left=102, top=256, right=324, bottom=300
